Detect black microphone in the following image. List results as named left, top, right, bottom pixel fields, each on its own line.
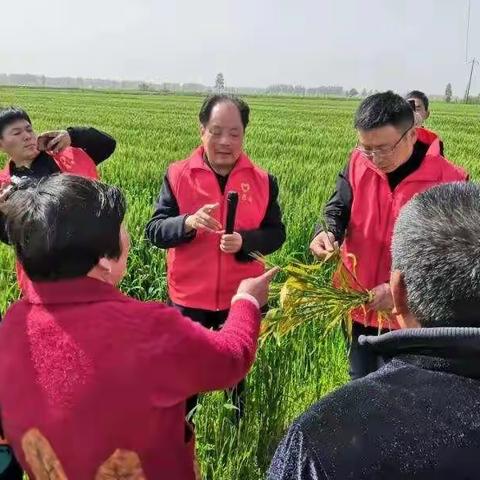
left=225, top=191, right=239, bottom=234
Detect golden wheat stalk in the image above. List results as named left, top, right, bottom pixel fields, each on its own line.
left=251, top=251, right=378, bottom=343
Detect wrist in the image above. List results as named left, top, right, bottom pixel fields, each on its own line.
left=184, top=215, right=194, bottom=233
left=231, top=293, right=260, bottom=310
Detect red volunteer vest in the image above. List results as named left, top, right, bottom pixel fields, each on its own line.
left=341, top=136, right=467, bottom=329
left=0, top=147, right=99, bottom=295
left=167, top=146, right=269, bottom=311
left=416, top=127, right=442, bottom=156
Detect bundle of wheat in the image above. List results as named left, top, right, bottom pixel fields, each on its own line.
left=254, top=252, right=377, bottom=343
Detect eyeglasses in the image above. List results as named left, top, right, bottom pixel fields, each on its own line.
left=355, top=122, right=414, bottom=159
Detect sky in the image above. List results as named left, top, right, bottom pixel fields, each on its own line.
left=1, top=0, right=479, bottom=95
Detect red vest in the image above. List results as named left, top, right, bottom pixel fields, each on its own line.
left=341, top=136, right=467, bottom=329
left=416, top=127, right=442, bottom=156
left=167, top=147, right=269, bottom=311
left=0, top=147, right=99, bottom=295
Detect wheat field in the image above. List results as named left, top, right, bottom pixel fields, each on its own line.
left=0, top=87, right=479, bottom=479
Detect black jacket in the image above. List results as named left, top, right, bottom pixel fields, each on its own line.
left=0, top=127, right=115, bottom=244
left=145, top=171, right=286, bottom=262
left=268, top=327, right=480, bottom=479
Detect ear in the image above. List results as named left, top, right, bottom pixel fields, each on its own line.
left=96, top=257, right=113, bottom=279
left=200, top=124, right=206, bottom=137
left=390, top=270, right=420, bottom=328
left=391, top=270, right=408, bottom=317
left=425, top=110, right=430, bottom=120
left=409, top=127, right=417, bottom=144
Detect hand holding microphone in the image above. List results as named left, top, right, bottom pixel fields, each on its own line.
left=220, top=191, right=242, bottom=254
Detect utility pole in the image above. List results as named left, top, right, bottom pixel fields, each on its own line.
left=463, top=0, right=477, bottom=104
left=464, top=58, right=478, bottom=103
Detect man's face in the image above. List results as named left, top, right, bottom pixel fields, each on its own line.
left=409, top=98, right=429, bottom=126
left=357, top=124, right=417, bottom=173
left=200, top=101, right=244, bottom=173
left=0, top=119, right=39, bottom=163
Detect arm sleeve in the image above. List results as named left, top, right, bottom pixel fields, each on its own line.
left=145, top=174, right=196, bottom=249
left=235, top=174, right=286, bottom=262
left=147, top=299, right=261, bottom=406
left=314, top=163, right=352, bottom=244
left=66, top=127, right=116, bottom=165
left=268, top=425, right=327, bottom=480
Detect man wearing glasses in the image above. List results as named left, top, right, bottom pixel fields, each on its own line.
left=310, top=91, right=468, bottom=380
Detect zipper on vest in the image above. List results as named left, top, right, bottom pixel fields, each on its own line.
left=215, top=174, right=228, bottom=311
left=215, top=169, right=238, bottom=311
left=216, top=197, right=224, bottom=311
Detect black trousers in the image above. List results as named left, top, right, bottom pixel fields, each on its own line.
left=347, top=322, right=391, bottom=380
left=171, top=303, right=246, bottom=421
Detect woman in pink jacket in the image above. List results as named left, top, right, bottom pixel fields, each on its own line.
left=0, top=174, right=276, bottom=480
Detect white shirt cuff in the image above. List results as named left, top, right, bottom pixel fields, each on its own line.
left=231, top=293, right=260, bottom=310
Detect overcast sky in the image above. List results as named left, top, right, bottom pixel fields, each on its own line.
left=1, top=0, right=478, bottom=95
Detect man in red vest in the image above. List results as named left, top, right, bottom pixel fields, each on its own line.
left=146, top=94, right=286, bottom=418
left=405, top=90, right=445, bottom=155
left=310, top=91, right=467, bottom=380
left=0, top=106, right=116, bottom=295
left=0, top=107, right=115, bottom=188
left=405, top=90, right=430, bottom=126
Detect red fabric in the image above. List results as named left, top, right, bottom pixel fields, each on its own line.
left=341, top=137, right=468, bottom=329
left=0, top=277, right=260, bottom=479
left=0, top=147, right=98, bottom=185
left=167, top=146, right=269, bottom=310
left=0, top=147, right=99, bottom=296
left=416, top=127, right=442, bottom=156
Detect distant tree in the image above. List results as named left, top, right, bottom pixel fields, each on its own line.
left=138, top=82, right=150, bottom=91
left=445, top=83, right=453, bottom=103
left=215, top=73, right=225, bottom=92
left=348, top=88, right=359, bottom=97
left=293, top=85, right=306, bottom=96
left=361, top=88, right=368, bottom=97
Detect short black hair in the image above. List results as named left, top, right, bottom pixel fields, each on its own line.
left=0, top=107, right=32, bottom=137
left=354, top=91, right=414, bottom=132
left=393, top=182, right=480, bottom=327
left=1, top=174, right=126, bottom=282
left=405, top=90, right=429, bottom=111
left=199, top=94, right=250, bottom=130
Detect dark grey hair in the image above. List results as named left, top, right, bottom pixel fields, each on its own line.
left=392, top=182, right=480, bottom=327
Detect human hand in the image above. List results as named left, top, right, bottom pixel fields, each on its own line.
left=184, top=203, right=221, bottom=233
left=37, top=130, right=71, bottom=154
left=309, top=231, right=338, bottom=259
left=236, top=267, right=280, bottom=307
left=220, top=232, right=243, bottom=254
